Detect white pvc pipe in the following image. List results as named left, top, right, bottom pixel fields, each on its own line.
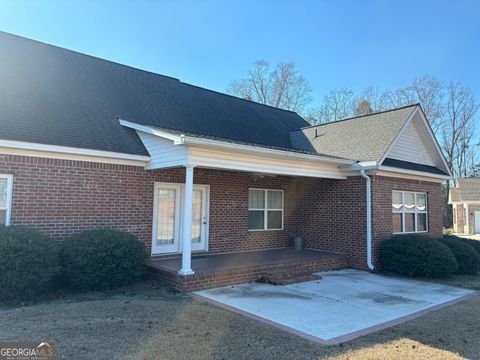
left=360, top=169, right=375, bottom=270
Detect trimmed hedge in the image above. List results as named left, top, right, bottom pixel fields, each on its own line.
left=0, top=226, right=60, bottom=300
left=60, top=229, right=147, bottom=290
left=380, top=235, right=458, bottom=278
left=446, top=235, right=480, bottom=256
left=441, top=237, right=480, bottom=274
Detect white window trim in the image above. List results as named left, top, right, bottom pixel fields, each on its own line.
left=248, top=188, right=284, bottom=231
left=392, top=190, right=428, bottom=234
left=0, top=174, right=13, bottom=226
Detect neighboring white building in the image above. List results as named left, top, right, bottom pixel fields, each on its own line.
left=449, top=178, right=480, bottom=234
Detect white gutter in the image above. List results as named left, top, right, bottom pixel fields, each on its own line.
left=0, top=138, right=151, bottom=162
left=360, top=169, right=374, bottom=271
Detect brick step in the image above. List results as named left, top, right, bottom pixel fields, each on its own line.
left=262, top=268, right=319, bottom=280
left=257, top=271, right=322, bottom=286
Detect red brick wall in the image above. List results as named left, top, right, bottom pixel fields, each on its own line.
left=0, top=154, right=298, bottom=255
left=0, top=154, right=445, bottom=270
left=289, top=176, right=367, bottom=269
left=371, top=175, right=444, bottom=268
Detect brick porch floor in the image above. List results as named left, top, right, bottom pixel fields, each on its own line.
left=148, top=248, right=350, bottom=291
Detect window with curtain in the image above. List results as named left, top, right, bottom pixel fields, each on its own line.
left=0, top=175, right=13, bottom=226
left=392, top=191, right=428, bottom=234
left=248, top=189, right=283, bottom=230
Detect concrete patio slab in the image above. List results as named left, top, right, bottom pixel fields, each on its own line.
left=194, top=269, right=476, bottom=344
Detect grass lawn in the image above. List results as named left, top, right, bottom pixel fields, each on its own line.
left=0, top=274, right=479, bottom=360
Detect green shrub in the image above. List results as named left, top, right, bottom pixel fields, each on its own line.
left=0, top=226, right=60, bottom=300
left=60, top=229, right=147, bottom=290
left=445, top=235, right=480, bottom=256
left=380, top=235, right=458, bottom=278
left=441, top=237, right=480, bottom=274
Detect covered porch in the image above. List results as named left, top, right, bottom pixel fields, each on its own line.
left=148, top=248, right=349, bottom=291
left=120, top=119, right=359, bottom=290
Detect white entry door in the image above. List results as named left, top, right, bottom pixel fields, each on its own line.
left=152, top=183, right=209, bottom=255
left=475, top=211, right=480, bottom=234
left=190, top=185, right=209, bottom=252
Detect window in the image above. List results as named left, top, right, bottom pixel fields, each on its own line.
left=392, top=191, right=427, bottom=234
left=248, top=189, right=283, bottom=230
left=0, top=175, right=13, bottom=226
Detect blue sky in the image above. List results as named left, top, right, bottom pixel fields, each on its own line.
left=1, top=0, right=479, bottom=106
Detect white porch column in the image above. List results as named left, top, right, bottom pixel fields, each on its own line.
left=179, top=165, right=195, bottom=275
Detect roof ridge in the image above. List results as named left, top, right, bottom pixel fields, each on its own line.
left=297, top=103, right=420, bottom=130
left=0, top=31, right=181, bottom=83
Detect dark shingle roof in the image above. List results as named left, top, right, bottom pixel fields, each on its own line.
left=450, top=178, right=480, bottom=202
left=0, top=32, right=309, bottom=156
left=0, top=32, right=444, bottom=175
left=290, top=105, right=418, bottom=162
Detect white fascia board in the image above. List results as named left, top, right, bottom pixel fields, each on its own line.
left=119, top=119, right=184, bottom=144
left=0, top=139, right=150, bottom=162
left=182, top=136, right=354, bottom=166
left=377, top=165, right=451, bottom=181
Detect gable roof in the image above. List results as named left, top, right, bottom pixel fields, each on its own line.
left=450, top=178, right=480, bottom=202
left=290, top=105, right=418, bottom=162
left=0, top=32, right=450, bottom=179
left=0, top=32, right=308, bottom=157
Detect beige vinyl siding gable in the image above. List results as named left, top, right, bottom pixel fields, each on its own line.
left=386, top=112, right=447, bottom=171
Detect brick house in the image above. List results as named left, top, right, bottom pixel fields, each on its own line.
left=449, top=178, right=480, bottom=235
left=0, top=32, right=451, bottom=290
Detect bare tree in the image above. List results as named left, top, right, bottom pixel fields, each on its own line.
left=381, top=76, right=445, bottom=133
left=440, top=82, right=479, bottom=183
left=227, top=60, right=312, bottom=113
left=410, top=76, right=445, bottom=133
left=354, top=99, right=374, bottom=116
left=307, top=88, right=355, bottom=124
left=354, top=86, right=389, bottom=112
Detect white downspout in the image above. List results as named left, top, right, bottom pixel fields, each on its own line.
left=360, top=169, right=374, bottom=270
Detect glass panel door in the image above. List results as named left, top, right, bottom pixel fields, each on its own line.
left=152, top=183, right=209, bottom=254
left=152, top=184, right=181, bottom=254
left=157, top=189, right=176, bottom=245
left=191, top=190, right=202, bottom=244
left=191, top=185, right=208, bottom=252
